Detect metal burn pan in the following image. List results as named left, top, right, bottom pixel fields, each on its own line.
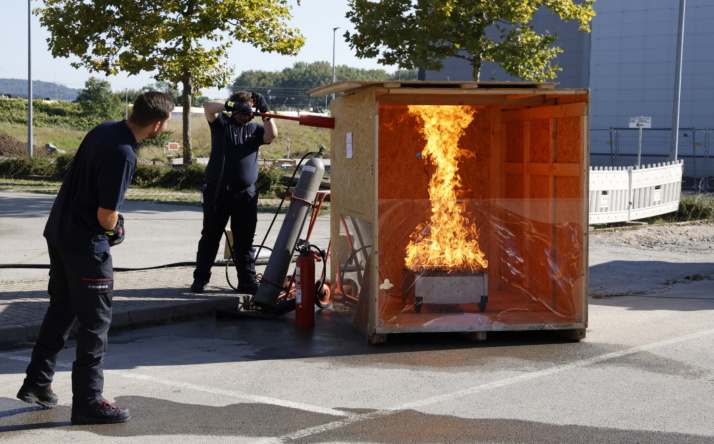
left=401, top=268, right=489, bottom=313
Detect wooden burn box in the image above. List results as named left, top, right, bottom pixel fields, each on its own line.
left=309, top=81, right=589, bottom=344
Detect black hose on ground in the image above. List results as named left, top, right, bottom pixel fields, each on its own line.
left=0, top=259, right=273, bottom=272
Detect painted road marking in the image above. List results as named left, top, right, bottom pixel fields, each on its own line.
left=273, top=328, right=714, bottom=442
left=3, top=327, right=713, bottom=442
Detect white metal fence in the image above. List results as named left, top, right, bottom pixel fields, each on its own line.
left=589, top=160, right=684, bottom=225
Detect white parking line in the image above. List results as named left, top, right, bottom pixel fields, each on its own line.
left=3, top=327, right=713, bottom=443
left=273, top=328, right=714, bottom=443
left=113, top=371, right=353, bottom=418
left=0, top=352, right=351, bottom=418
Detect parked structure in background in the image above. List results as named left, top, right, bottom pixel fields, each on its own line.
left=422, top=0, right=714, bottom=190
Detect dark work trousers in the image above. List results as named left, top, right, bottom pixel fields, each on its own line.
left=194, top=183, right=258, bottom=286
left=23, top=242, right=113, bottom=406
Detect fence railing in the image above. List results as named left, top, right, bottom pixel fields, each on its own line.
left=589, top=160, right=683, bottom=225
left=591, top=128, right=712, bottom=190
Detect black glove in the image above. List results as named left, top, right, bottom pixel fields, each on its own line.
left=225, top=100, right=240, bottom=112
left=252, top=92, right=269, bottom=113
left=105, top=214, right=125, bottom=247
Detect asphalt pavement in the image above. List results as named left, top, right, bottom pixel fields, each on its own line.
left=1, top=189, right=713, bottom=443
left=0, top=189, right=330, bottom=345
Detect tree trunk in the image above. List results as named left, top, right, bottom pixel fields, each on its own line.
left=181, top=71, right=193, bottom=166
left=471, top=57, right=482, bottom=82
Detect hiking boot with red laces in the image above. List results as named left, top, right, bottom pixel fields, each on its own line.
left=71, top=399, right=131, bottom=425
left=17, top=384, right=58, bottom=409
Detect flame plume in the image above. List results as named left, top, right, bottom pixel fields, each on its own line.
left=405, top=105, right=488, bottom=273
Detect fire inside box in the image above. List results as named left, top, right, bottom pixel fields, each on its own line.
left=315, top=81, right=589, bottom=343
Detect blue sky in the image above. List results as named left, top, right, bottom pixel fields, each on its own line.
left=0, top=0, right=394, bottom=99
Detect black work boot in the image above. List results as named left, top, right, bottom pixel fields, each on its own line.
left=237, top=280, right=259, bottom=295
left=17, top=384, right=58, bottom=409
left=190, top=278, right=207, bottom=293
left=71, top=399, right=131, bottom=425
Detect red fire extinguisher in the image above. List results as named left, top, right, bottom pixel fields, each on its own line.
left=295, top=242, right=315, bottom=327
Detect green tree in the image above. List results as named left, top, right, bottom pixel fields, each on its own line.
left=36, top=0, right=305, bottom=164
left=345, top=0, right=595, bottom=81
left=76, top=77, right=123, bottom=121
left=233, top=61, right=412, bottom=111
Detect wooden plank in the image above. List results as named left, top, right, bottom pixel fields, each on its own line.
left=378, top=93, right=553, bottom=107
left=502, top=102, right=588, bottom=122
left=309, top=81, right=367, bottom=97
left=553, top=163, right=581, bottom=177
left=309, top=80, right=567, bottom=97
left=384, top=87, right=585, bottom=96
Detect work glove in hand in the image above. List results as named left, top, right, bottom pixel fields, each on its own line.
left=225, top=100, right=241, bottom=112
left=105, top=214, right=125, bottom=247
left=251, top=92, right=269, bottom=113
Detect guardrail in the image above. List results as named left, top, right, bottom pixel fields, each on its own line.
left=589, top=160, right=683, bottom=225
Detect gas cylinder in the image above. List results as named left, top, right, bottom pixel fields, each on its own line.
left=294, top=245, right=315, bottom=327
left=253, top=151, right=325, bottom=308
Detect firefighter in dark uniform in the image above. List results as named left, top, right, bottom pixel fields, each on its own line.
left=17, top=92, right=175, bottom=425
left=191, top=91, right=277, bottom=294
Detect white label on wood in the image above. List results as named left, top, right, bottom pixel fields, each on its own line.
left=346, top=132, right=353, bottom=158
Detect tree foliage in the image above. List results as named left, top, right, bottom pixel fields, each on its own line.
left=36, top=0, right=305, bottom=164
left=345, top=0, right=596, bottom=81
left=232, top=61, right=419, bottom=110
left=76, top=77, right=123, bottom=121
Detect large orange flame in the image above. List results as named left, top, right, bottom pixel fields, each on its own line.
left=405, top=105, right=488, bottom=273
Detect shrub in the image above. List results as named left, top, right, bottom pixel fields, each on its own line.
left=0, top=156, right=54, bottom=177
left=140, top=130, right=173, bottom=150
left=53, top=152, right=75, bottom=178
left=132, top=163, right=168, bottom=187
left=155, top=163, right=206, bottom=190
left=675, top=194, right=714, bottom=221
left=255, top=166, right=289, bottom=198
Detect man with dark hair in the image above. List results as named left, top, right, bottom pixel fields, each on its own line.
left=17, top=91, right=174, bottom=425
left=191, top=91, right=276, bottom=294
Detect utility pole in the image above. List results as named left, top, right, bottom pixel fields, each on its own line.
left=670, top=0, right=686, bottom=161
left=27, top=0, right=33, bottom=157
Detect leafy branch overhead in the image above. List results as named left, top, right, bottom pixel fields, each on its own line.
left=35, top=0, right=306, bottom=165
left=36, top=0, right=305, bottom=92
left=345, top=0, right=596, bottom=82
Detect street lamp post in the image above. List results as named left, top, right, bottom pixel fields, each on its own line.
left=332, top=27, right=340, bottom=84
left=669, top=0, right=686, bottom=161
left=332, top=27, right=340, bottom=101
left=27, top=0, right=33, bottom=157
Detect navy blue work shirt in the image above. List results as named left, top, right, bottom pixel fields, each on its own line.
left=44, top=120, right=138, bottom=255
left=204, top=113, right=267, bottom=188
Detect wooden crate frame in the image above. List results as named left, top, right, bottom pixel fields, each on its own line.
left=311, top=81, right=590, bottom=344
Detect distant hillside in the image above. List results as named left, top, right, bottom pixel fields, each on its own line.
left=0, top=78, right=80, bottom=101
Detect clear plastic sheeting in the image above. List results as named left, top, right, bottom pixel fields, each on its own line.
left=377, top=199, right=585, bottom=330
left=335, top=198, right=586, bottom=333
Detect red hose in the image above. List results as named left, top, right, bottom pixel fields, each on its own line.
left=259, top=113, right=335, bottom=129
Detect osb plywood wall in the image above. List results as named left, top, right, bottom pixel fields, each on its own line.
left=498, top=103, right=588, bottom=317
left=330, top=88, right=379, bottom=287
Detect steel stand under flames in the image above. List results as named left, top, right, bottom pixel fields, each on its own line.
left=252, top=152, right=326, bottom=310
